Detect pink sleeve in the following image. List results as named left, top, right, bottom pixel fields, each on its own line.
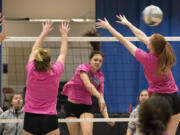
left=135, top=48, right=149, bottom=65
left=26, top=61, right=34, bottom=73
left=53, top=61, right=64, bottom=76
left=99, top=75, right=104, bottom=93
left=77, top=64, right=89, bottom=73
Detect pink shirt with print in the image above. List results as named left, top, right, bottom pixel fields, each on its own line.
left=24, top=61, right=64, bottom=114
left=61, top=63, right=104, bottom=105
left=135, top=48, right=178, bottom=95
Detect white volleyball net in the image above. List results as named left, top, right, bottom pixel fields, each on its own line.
left=1, top=37, right=180, bottom=135
left=1, top=36, right=180, bottom=108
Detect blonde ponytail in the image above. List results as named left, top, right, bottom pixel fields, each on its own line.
left=34, top=48, right=51, bottom=71
left=35, top=48, right=43, bottom=62
left=35, top=48, right=50, bottom=62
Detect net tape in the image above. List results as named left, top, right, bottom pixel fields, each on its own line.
left=4, top=36, right=180, bottom=42
left=0, top=118, right=137, bottom=123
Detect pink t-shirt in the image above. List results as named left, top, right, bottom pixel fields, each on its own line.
left=61, top=63, right=104, bottom=105
left=135, top=48, right=178, bottom=95
left=24, top=61, right=64, bottom=114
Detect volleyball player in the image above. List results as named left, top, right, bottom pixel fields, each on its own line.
left=96, top=15, right=180, bottom=135
left=61, top=51, right=114, bottom=135
left=23, top=21, right=69, bottom=135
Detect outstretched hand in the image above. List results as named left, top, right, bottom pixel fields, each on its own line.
left=0, top=13, right=5, bottom=25
left=96, top=18, right=110, bottom=29
left=0, top=13, right=8, bottom=42
left=42, top=21, right=53, bottom=35
left=59, top=21, right=70, bottom=37
left=116, top=15, right=131, bottom=26
left=0, top=29, right=8, bottom=42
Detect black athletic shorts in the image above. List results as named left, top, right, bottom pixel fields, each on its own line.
left=153, top=92, right=180, bottom=115
left=23, top=112, right=59, bottom=135
left=64, top=101, right=93, bottom=118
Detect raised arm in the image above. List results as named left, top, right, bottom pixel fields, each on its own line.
left=116, top=15, right=149, bottom=45
left=0, top=14, right=8, bottom=42
left=28, top=21, right=53, bottom=62
left=96, top=18, right=137, bottom=56
left=56, top=22, right=70, bottom=65
left=0, top=29, right=8, bottom=42
left=80, top=71, right=106, bottom=112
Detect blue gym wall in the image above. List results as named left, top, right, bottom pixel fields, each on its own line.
left=96, top=0, right=180, bottom=113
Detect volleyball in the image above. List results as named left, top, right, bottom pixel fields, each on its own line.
left=142, top=5, right=163, bottom=26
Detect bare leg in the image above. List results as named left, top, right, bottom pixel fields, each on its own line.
left=80, top=113, right=94, bottom=135
left=23, top=130, right=34, bottom=135
left=166, top=113, right=180, bottom=135
left=46, top=128, right=60, bottom=135
left=66, top=117, right=81, bottom=135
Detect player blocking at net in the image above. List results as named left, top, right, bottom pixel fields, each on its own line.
left=96, top=15, right=180, bottom=135
left=23, top=21, right=70, bottom=135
